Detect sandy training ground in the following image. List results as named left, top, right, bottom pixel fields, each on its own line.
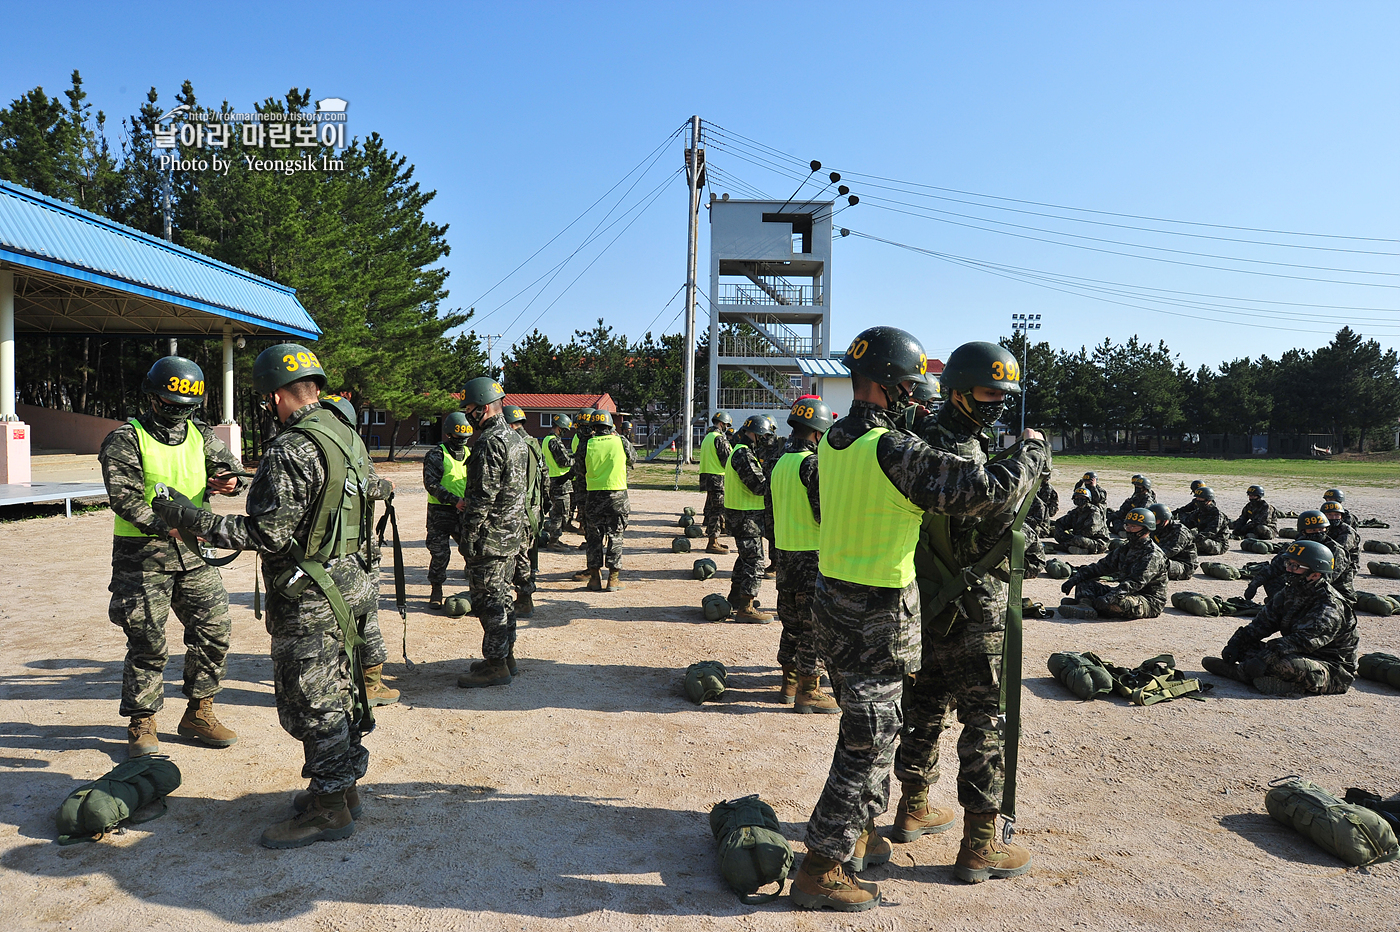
left=2, top=461, right=1398, bottom=931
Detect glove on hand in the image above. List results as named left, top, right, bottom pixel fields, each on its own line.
left=1242, top=582, right=1259, bottom=602
left=1060, top=577, right=1077, bottom=595
left=151, top=485, right=216, bottom=536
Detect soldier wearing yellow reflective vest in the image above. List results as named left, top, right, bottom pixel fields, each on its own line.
left=792, top=326, right=1048, bottom=913
left=571, top=410, right=636, bottom=591
left=698, top=411, right=734, bottom=553
left=771, top=398, right=838, bottom=713
left=541, top=414, right=575, bottom=549
left=99, top=356, right=247, bottom=759
left=569, top=407, right=595, bottom=535
left=725, top=414, right=776, bottom=622
left=423, top=412, right=471, bottom=608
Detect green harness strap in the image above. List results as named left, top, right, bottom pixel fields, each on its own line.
left=376, top=498, right=413, bottom=668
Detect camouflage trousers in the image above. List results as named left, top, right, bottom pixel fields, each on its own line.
left=426, top=504, right=465, bottom=585
left=726, top=508, right=765, bottom=602
left=1241, top=646, right=1341, bottom=695
left=544, top=476, right=572, bottom=543
left=1075, top=579, right=1160, bottom=619
left=108, top=562, right=232, bottom=718
left=469, top=556, right=516, bottom=662
left=362, top=552, right=387, bottom=667
left=775, top=548, right=821, bottom=676
left=264, top=556, right=376, bottom=795
left=1024, top=537, right=1046, bottom=578
left=585, top=490, right=629, bottom=570
left=572, top=478, right=586, bottom=525
left=513, top=538, right=537, bottom=597
left=1166, top=559, right=1195, bottom=581
left=1241, top=525, right=1276, bottom=540
left=895, top=623, right=1005, bottom=812
left=805, top=574, right=919, bottom=863
left=1052, top=527, right=1108, bottom=553
left=1196, top=537, right=1229, bottom=556
left=700, top=474, right=726, bottom=536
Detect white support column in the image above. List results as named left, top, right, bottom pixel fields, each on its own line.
left=212, top=323, right=242, bottom=463
left=0, top=268, right=31, bottom=483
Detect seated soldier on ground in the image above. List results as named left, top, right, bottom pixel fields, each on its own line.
left=1181, top=486, right=1230, bottom=555
left=1245, top=511, right=1355, bottom=605
left=1324, top=488, right=1358, bottom=528
left=1059, top=506, right=1168, bottom=620
left=1023, top=474, right=1058, bottom=578
left=1111, top=475, right=1156, bottom=534
left=1171, top=479, right=1206, bottom=523
left=1052, top=486, right=1110, bottom=554
left=1323, top=501, right=1360, bottom=566
left=1149, top=503, right=1197, bottom=581
left=1073, top=470, right=1108, bottom=506
left=1202, top=539, right=1358, bottom=695
left=1232, top=484, right=1278, bottom=540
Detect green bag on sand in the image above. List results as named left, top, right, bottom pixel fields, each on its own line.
left=684, top=660, right=727, bottom=703
left=1241, top=538, right=1285, bottom=554
left=683, top=506, right=697, bottom=517
left=1201, top=562, right=1242, bottom=581
left=702, top=593, right=733, bottom=621
left=709, top=795, right=793, bottom=904
left=443, top=593, right=472, bottom=616
left=1265, top=778, right=1400, bottom=867
left=693, top=558, right=718, bottom=580
left=672, top=536, right=692, bottom=553
left=1279, top=527, right=1298, bottom=539
left=55, top=757, right=182, bottom=844
left=1047, top=651, right=1115, bottom=700
left=1360, top=518, right=1392, bottom=529
left=1355, top=593, right=1400, bottom=617
left=1172, top=591, right=1221, bottom=616
left=1358, top=652, right=1400, bottom=689
left=1222, top=596, right=1261, bottom=616
left=1242, top=561, right=1271, bottom=577
left=1278, top=510, right=1300, bottom=519
left=685, top=524, right=705, bottom=539
left=677, top=514, right=695, bottom=528
left=1363, top=540, right=1400, bottom=555
left=1045, top=558, right=1073, bottom=579
left=1367, top=561, right=1400, bottom=579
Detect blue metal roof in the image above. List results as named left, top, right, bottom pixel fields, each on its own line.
left=0, top=180, right=320, bottom=339
left=795, top=357, right=849, bottom=378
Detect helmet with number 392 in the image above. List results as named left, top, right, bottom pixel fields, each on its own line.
left=787, top=397, right=834, bottom=433
left=940, top=341, right=1023, bottom=395
left=253, top=343, right=327, bottom=393
left=143, top=356, right=207, bottom=405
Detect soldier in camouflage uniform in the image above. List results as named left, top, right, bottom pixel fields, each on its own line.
left=569, top=407, right=595, bottom=537
left=1073, top=471, right=1108, bottom=506
left=1323, top=501, right=1361, bottom=566
left=572, top=410, right=636, bottom=591
left=1232, top=484, right=1278, bottom=540
left=1182, top=486, right=1231, bottom=555
left=697, top=412, right=733, bottom=553
left=456, top=378, right=530, bottom=687
left=1245, top=511, right=1355, bottom=604
left=892, top=340, right=1044, bottom=884
left=1203, top=539, right=1358, bottom=695
left=724, top=415, right=776, bottom=622
left=792, top=327, right=1048, bottom=912
left=1111, top=475, right=1156, bottom=534
left=1060, top=506, right=1168, bottom=620
left=1324, top=488, right=1359, bottom=528
left=1148, top=503, right=1197, bottom=581
left=1171, top=479, right=1206, bottom=523
left=1022, top=475, right=1056, bottom=578
left=504, top=405, right=545, bottom=617
left=1052, top=486, right=1110, bottom=553
left=162, top=345, right=376, bottom=848
left=541, top=415, right=574, bottom=550
left=422, top=412, right=471, bottom=607
left=100, top=356, right=245, bottom=759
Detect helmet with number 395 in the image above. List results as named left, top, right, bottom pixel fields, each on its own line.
left=253, top=343, right=327, bottom=393
left=143, top=356, right=207, bottom=405
left=787, top=397, right=834, bottom=433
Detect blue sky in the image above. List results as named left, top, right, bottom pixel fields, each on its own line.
left=3, top=1, right=1397, bottom=369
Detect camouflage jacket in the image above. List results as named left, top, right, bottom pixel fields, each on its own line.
left=100, top=410, right=246, bottom=573
left=1326, top=522, right=1361, bottom=563
left=544, top=434, right=573, bottom=470
left=1115, top=489, right=1157, bottom=523
left=1250, top=536, right=1355, bottom=602
left=1233, top=499, right=1277, bottom=533
left=1054, top=502, right=1110, bottom=544
left=459, top=414, right=530, bottom=559
left=1076, top=534, right=1169, bottom=614
left=1172, top=499, right=1199, bottom=523
left=1074, top=479, right=1109, bottom=506
left=1152, top=521, right=1198, bottom=570
left=1183, top=503, right=1230, bottom=543
left=1026, top=478, right=1058, bottom=531
left=422, top=441, right=469, bottom=508
left=1229, top=578, right=1358, bottom=689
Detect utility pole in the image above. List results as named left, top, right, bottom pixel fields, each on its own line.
left=682, top=115, right=704, bottom=463
left=483, top=333, right=504, bottom=382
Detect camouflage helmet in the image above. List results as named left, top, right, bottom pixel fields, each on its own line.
left=321, top=393, right=357, bottom=426
left=502, top=405, right=526, bottom=425
left=740, top=414, right=777, bottom=440
left=552, top=414, right=573, bottom=430
left=1324, top=488, right=1345, bottom=504
left=1148, top=503, right=1171, bottom=526
left=443, top=411, right=472, bottom=439
left=461, top=376, right=506, bottom=407
left=1194, top=486, right=1216, bottom=503
left=712, top=411, right=733, bottom=427
left=1297, top=509, right=1328, bottom=536
left=1190, top=479, right=1205, bottom=492
left=253, top=343, right=327, bottom=393
left=1283, top=538, right=1333, bottom=577
left=1123, top=506, right=1156, bottom=531
left=841, top=326, right=928, bottom=388
left=787, top=398, right=834, bottom=434
left=1247, top=484, right=1265, bottom=498
left=1322, top=501, right=1345, bottom=520
left=940, top=341, right=1023, bottom=395
left=592, top=410, right=615, bottom=430
left=143, top=356, right=207, bottom=405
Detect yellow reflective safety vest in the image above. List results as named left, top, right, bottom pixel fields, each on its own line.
left=699, top=430, right=724, bottom=476
left=585, top=434, right=628, bottom=491
left=543, top=435, right=570, bottom=478
left=772, top=450, right=819, bottom=552
left=427, top=444, right=469, bottom=505
left=723, top=444, right=765, bottom=511
left=114, top=419, right=206, bottom=537
left=818, top=428, right=924, bottom=587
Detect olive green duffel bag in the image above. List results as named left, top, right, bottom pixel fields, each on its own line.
left=1201, top=562, right=1241, bottom=581
left=1044, top=558, right=1073, bottom=579
left=1363, top=539, right=1400, bottom=554
left=1047, top=651, right=1115, bottom=701
left=672, top=536, right=693, bottom=553
left=1358, top=652, right=1400, bottom=689
left=1355, top=592, right=1400, bottom=616
left=685, top=524, right=705, bottom=539
left=702, top=593, right=733, bottom=621
left=1367, top=561, right=1400, bottom=579
left=709, top=795, right=793, bottom=904
left=1172, top=591, right=1221, bottom=616
left=55, top=757, right=182, bottom=844
left=693, top=558, right=718, bottom=580
left=684, top=660, right=727, bottom=704
left=443, top=593, right=473, bottom=616
left=677, top=514, right=695, bottom=528
left=1265, top=777, right=1400, bottom=867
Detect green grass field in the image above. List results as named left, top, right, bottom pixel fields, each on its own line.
left=1051, top=454, right=1400, bottom=487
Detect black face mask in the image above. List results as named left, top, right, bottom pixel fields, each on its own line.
left=151, top=398, right=198, bottom=427
left=444, top=437, right=466, bottom=453
left=465, top=407, right=488, bottom=429
left=1285, top=570, right=1320, bottom=590
left=952, top=391, right=1005, bottom=428
left=1125, top=526, right=1151, bottom=542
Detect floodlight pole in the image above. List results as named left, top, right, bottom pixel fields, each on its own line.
left=681, top=115, right=703, bottom=463
left=1011, top=313, right=1043, bottom=436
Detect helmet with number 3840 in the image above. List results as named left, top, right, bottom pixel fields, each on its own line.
left=143, top=356, right=207, bottom=405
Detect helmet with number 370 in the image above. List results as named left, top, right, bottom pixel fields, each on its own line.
left=143, top=356, right=207, bottom=405
left=253, top=343, right=327, bottom=393
left=787, top=397, right=834, bottom=433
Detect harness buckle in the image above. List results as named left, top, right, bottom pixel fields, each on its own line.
left=1001, top=813, right=1016, bottom=844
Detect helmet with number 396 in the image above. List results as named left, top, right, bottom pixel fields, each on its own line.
left=787, top=397, right=834, bottom=433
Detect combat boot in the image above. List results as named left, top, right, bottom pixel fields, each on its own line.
left=177, top=698, right=238, bottom=748
left=794, top=674, right=840, bottom=714
left=891, top=783, right=957, bottom=842
left=363, top=664, right=400, bottom=707
left=1201, top=656, right=1246, bottom=682
left=732, top=597, right=773, bottom=623
left=515, top=593, right=534, bottom=618
left=571, top=568, right=592, bottom=582
left=955, top=811, right=1032, bottom=882
left=127, top=715, right=159, bottom=758
left=260, top=790, right=355, bottom=848
left=471, top=650, right=519, bottom=677
left=778, top=665, right=799, bottom=705
left=606, top=569, right=623, bottom=591
left=1252, top=675, right=1298, bottom=696
left=706, top=534, right=730, bottom=554
left=457, top=660, right=512, bottom=688
left=790, top=851, right=880, bottom=912
left=586, top=568, right=604, bottom=591
left=1057, top=603, right=1099, bottom=620
left=848, top=820, right=893, bottom=871
left=294, top=782, right=363, bottom=819
left=429, top=582, right=444, bottom=608
left=763, top=562, right=777, bottom=579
